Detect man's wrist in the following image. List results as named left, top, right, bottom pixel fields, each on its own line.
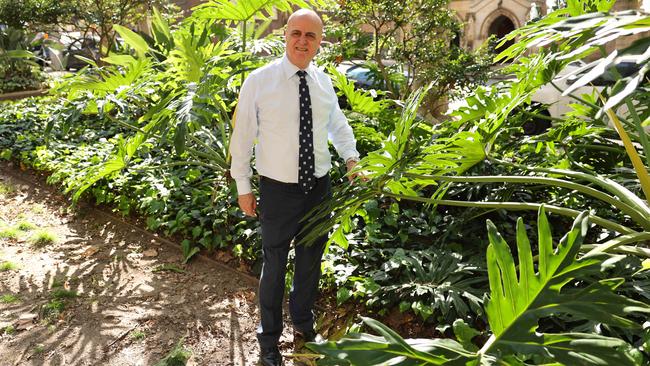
left=234, top=178, right=252, bottom=195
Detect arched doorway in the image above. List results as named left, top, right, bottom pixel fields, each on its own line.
left=488, top=15, right=515, bottom=54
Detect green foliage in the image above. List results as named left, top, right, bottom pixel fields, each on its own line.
left=381, top=248, right=484, bottom=321
left=0, top=0, right=75, bottom=30
left=0, top=181, right=15, bottom=194
left=0, top=93, right=260, bottom=268
left=0, top=27, right=45, bottom=93
left=69, top=0, right=176, bottom=58
left=565, top=0, right=616, bottom=15
left=324, top=199, right=488, bottom=322
left=311, top=208, right=650, bottom=364
left=130, top=329, right=146, bottom=340
left=0, top=261, right=19, bottom=271
left=30, top=229, right=57, bottom=248
left=17, top=221, right=37, bottom=231
left=41, top=299, right=65, bottom=321
left=3, top=325, right=15, bottom=335
left=0, top=227, right=19, bottom=240
left=154, top=339, right=192, bottom=366
left=305, top=5, right=650, bottom=358
left=315, top=7, right=650, bottom=268
left=0, top=294, right=19, bottom=303
left=323, top=0, right=492, bottom=113
left=53, top=10, right=243, bottom=201
left=328, top=65, right=391, bottom=117
left=51, top=289, right=78, bottom=299
left=39, top=286, right=78, bottom=323
left=193, top=0, right=311, bottom=23
left=2, top=4, right=648, bottom=361
left=0, top=62, right=45, bottom=93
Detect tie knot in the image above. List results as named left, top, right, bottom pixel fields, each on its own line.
left=297, top=70, right=307, bottom=79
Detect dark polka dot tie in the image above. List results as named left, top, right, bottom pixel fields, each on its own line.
left=297, top=70, right=315, bottom=193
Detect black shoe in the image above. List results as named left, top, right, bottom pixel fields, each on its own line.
left=259, top=346, right=282, bottom=366
left=296, top=329, right=325, bottom=343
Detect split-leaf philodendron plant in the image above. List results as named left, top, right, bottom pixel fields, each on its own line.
left=305, top=1, right=650, bottom=364
left=304, top=2, right=650, bottom=257
left=48, top=0, right=315, bottom=202
left=309, top=207, right=650, bottom=365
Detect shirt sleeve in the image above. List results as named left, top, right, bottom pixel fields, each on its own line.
left=326, top=79, right=360, bottom=162
left=229, top=74, right=258, bottom=195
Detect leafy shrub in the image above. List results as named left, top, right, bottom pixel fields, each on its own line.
left=0, top=27, right=46, bottom=93
left=0, top=61, right=44, bottom=93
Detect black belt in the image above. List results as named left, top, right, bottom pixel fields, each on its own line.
left=260, top=175, right=327, bottom=187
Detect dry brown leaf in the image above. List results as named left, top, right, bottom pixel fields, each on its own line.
left=142, top=249, right=158, bottom=257
left=82, top=246, right=100, bottom=257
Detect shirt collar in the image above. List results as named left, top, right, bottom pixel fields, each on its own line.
left=281, top=54, right=316, bottom=81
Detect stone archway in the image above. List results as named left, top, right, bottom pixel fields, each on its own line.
left=480, top=9, right=520, bottom=54
left=489, top=15, right=516, bottom=52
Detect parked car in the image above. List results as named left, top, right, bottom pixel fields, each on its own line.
left=63, top=37, right=99, bottom=70
left=335, top=60, right=410, bottom=91
left=336, top=61, right=386, bottom=90
left=47, top=33, right=100, bottom=71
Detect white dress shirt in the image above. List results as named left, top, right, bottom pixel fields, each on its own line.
left=230, top=54, right=360, bottom=195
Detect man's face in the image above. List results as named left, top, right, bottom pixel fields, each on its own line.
left=285, top=14, right=322, bottom=69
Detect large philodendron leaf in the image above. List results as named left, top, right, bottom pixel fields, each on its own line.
left=113, top=25, right=150, bottom=59
left=566, top=0, right=616, bottom=15
left=327, top=65, right=391, bottom=117
left=308, top=317, right=476, bottom=365
left=151, top=7, right=174, bottom=54
left=311, top=208, right=650, bottom=365
left=192, top=0, right=310, bottom=23
left=480, top=206, right=650, bottom=364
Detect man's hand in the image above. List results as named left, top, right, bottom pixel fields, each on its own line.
left=238, top=193, right=257, bottom=217
left=346, top=159, right=366, bottom=183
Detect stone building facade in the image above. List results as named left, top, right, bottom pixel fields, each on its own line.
left=450, top=0, right=644, bottom=51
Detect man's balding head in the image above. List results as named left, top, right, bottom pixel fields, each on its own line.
left=284, top=9, right=323, bottom=69
left=287, top=9, right=323, bottom=29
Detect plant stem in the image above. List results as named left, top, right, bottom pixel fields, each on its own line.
left=403, top=173, right=650, bottom=230
left=489, top=157, right=650, bottom=217
left=603, top=105, right=650, bottom=203
left=625, top=98, right=650, bottom=168
left=383, top=191, right=636, bottom=235
left=583, top=231, right=650, bottom=257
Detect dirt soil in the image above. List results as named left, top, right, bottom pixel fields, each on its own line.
left=0, top=163, right=316, bottom=366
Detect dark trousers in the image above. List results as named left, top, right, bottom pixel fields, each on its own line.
left=256, top=175, right=331, bottom=349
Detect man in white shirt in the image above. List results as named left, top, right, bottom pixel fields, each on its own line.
left=229, top=8, right=360, bottom=366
